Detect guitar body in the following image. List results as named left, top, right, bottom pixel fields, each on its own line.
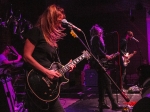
left=27, top=62, right=69, bottom=102
left=100, top=52, right=120, bottom=68
left=122, top=51, right=137, bottom=67
left=122, top=53, right=130, bottom=66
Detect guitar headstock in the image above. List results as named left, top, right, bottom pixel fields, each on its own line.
left=82, top=50, right=91, bottom=60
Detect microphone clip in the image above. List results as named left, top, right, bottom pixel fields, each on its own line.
left=70, top=29, right=78, bottom=38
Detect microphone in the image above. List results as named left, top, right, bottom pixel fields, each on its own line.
left=132, top=37, right=139, bottom=42
left=61, top=19, right=82, bottom=31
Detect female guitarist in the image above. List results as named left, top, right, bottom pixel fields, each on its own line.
left=90, top=24, right=123, bottom=111
left=23, top=4, right=75, bottom=112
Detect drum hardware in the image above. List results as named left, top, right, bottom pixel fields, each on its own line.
left=0, top=74, right=15, bottom=112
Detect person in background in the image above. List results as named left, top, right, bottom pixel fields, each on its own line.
left=0, top=45, right=22, bottom=74
left=23, top=4, right=75, bottom=112
left=81, top=63, right=91, bottom=86
left=90, top=24, right=123, bottom=111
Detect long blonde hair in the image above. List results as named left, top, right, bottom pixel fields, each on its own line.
left=36, top=4, right=66, bottom=47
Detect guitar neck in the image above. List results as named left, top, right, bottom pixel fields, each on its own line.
left=111, top=52, right=119, bottom=58
left=128, top=53, right=135, bottom=59
left=58, top=54, right=86, bottom=74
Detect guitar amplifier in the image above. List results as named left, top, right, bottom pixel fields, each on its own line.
left=84, top=69, right=98, bottom=86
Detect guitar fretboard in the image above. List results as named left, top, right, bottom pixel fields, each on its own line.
left=58, top=54, right=86, bottom=74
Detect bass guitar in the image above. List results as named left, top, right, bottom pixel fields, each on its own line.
left=27, top=50, right=91, bottom=102
left=122, top=51, right=137, bottom=67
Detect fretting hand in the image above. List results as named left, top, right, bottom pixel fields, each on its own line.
left=105, top=55, right=113, bottom=60
left=68, top=59, right=76, bottom=72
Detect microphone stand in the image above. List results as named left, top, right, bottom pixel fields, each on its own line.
left=70, top=29, right=130, bottom=102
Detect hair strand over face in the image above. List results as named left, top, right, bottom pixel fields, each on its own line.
left=36, top=4, right=66, bottom=47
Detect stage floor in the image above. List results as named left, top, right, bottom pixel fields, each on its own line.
left=61, top=93, right=142, bottom=112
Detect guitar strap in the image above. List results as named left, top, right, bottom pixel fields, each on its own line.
left=55, top=47, right=61, bottom=64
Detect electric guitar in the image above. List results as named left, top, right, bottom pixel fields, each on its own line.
left=122, top=51, right=137, bottom=67
left=27, top=50, right=91, bottom=102
left=100, top=52, right=120, bottom=63
left=100, top=52, right=120, bottom=68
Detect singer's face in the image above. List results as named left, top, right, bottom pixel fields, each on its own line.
left=57, top=11, right=65, bottom=22
left=126, top=34, right=132, bottom=40
left=57, top=14, right=65, bottom=27
left=128, top=35, right=133, bottom=40
left=57, top=15, right=63, bottom=22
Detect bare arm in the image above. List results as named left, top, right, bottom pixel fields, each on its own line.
left=23, top=39, right=60, bottom=79
left=3, top=55, right=22, bottom=65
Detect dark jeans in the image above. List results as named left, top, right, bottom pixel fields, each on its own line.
left=119, top=60, right=128, bottom=89
left=25, top=90, right=65, bottom=112
left=120, top=58, right=127, bottom=88
left=97, top=69, right=117, bottom=106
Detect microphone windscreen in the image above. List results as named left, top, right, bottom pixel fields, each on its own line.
left=61, top=19, right=68, bottom=24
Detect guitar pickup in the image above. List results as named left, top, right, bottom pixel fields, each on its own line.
left=42, top=77, right=51, bottom=87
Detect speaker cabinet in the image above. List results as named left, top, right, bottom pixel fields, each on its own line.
left=0, top=78, right=16, bottom=112
left=132, top=97, right=150, bottom=112
left=142, top=78, right=150, bottom=98
left=84, top=69, right=98, bottom=86
left=133, top=78, right=150, bottom=112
